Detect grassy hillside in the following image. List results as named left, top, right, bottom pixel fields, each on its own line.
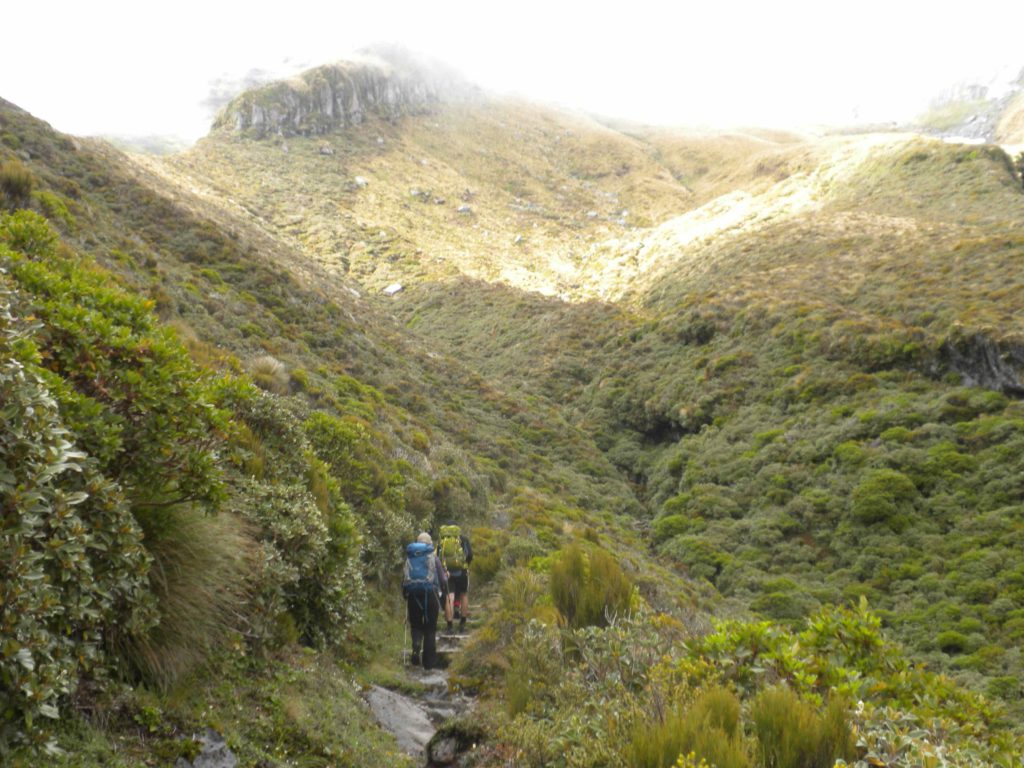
left=384, top=134, right=1024, bottom=710
left=4, top=49, right=1024, bottom=766
left=0, top=97, right=697, bottom=764
left=154, top=66, right=1024, bottom=711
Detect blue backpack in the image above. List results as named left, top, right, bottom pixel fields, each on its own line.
left=403, top=542, right=437, bottom=595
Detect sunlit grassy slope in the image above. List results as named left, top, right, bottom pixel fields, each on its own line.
left=144, top=75, right=1024, bottom=719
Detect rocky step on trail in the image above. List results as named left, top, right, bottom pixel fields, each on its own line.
left=366, top=616, right=482, bottom=766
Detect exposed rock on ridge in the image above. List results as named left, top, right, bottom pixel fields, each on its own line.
left=941, top=331, right=1024, bottom=396
left=214, top=54, right=477, bottom=138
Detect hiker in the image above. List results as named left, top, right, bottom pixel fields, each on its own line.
left=438, top=524, right=473, bottom=632
left=403, top=532, right=448, bottom=668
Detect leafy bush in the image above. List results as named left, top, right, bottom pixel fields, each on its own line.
left=32, top=189, right=75, bottom=229
left=1, top=211, right=229, bottom=513
left=230, top=477, right=363, bottom=648
left=304, top=411, right=412, bottom=578
left=936, top=629, right=970, bottom=654
left=0, top=296, right=152, bottom=755
left=850, top=468, right=919, bottom=526
left=549, top=543, right=633, bottom=628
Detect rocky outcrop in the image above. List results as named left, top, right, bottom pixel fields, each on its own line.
left=941, top=331, right=1024, bottom=396
left=214, top=53, right=477, bottom=138
left=174, top=729, right=238, bottom=768
left=915, top=68, right=1024, bottom=144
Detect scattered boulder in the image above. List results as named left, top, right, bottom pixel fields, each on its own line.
left=428, top=736, right=458, bottom=765
left=176, top=729, right=238, bottom=768
left=318, top=143, right=334, bottom=155
left=433, top=197, right=446, bottom=205
left=586, top=210, right=598, bottom=219
left=456, top=204, right=472, bottom=214
left=353, top=176, right=369, bottom=188
left=425, top=718, right=485, bottom=768
left=383, top=283, right=404, bottom=297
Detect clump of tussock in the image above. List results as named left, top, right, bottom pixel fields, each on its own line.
left=118, top=507, right=255, bottom=688
left=249, top=354, right=290, bottom=395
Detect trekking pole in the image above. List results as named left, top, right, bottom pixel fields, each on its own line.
left=402, top=593, right=409, bottom=667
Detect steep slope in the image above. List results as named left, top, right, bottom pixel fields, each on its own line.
left=148, top=55, right=1024, bottom=721
left=6, top=49, right=1024, bottom=764
left=1, top=95, right=705, bottom=765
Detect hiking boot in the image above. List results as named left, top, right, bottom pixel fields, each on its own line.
left=446, top=620, right=453, bottom=632
left=411, top=652, right=421, bottom=666
left=459, top=617, right=466, bottom=632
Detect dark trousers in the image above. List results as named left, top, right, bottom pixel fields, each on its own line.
left=407, top=590, right=440, bottom=668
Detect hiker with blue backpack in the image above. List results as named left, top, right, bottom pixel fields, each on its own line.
left=403, top=532, right=448, bottom=668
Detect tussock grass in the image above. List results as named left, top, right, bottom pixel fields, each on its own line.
left=249, top=354, right=290, bottom=395
left=121, top=508, right=255, bottom=688
left=751, top=687, right=855, bottom=768
left=628, top=688, right=749, bottom=768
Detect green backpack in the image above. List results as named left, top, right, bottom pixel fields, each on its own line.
left=439, top=524, right=467, bottom=570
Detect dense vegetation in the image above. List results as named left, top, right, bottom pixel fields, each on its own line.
left=382, top=138, right=1024, bottom=718
left=3, top=58, right=1024, bottom=767
left=454, top=545, right=1022, bottom=766
left=0, top=90, right=658, bottom=765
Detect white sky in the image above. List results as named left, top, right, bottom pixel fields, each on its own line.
left=1, top=0, right=1022, bottom=140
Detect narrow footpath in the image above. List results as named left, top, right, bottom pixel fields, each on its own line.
left=366, top=617, right=480, bottom=766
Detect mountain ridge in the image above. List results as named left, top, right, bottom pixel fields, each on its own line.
left=214, top=50, right=481, bottom=138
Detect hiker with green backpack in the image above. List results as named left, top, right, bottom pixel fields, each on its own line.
left=402, top=532, right=448, bottom=668
left=438, top=524, right=473, bottom=632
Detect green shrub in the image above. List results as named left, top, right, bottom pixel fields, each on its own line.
left=304, top=410, right=411, bottom=577
left=0, top=298, right=152, bottom=754
left=658, top=535, right=729, bottom=583
left=751, top=687, right=854, bottom=768
left=850, top=468, right=918, bottom=525
left=549, top=543, right=633, bottom=628
left=32, top=189, right=75, bottom=229
left=0, top=208, right=56, bottom=255
left=506, top=620, right=563, bottom=716
left=654, top=513, right=698, bottom=543
left=936, top=630, right=970, bottom=654
left=230, top=477, right=363, bottom=648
